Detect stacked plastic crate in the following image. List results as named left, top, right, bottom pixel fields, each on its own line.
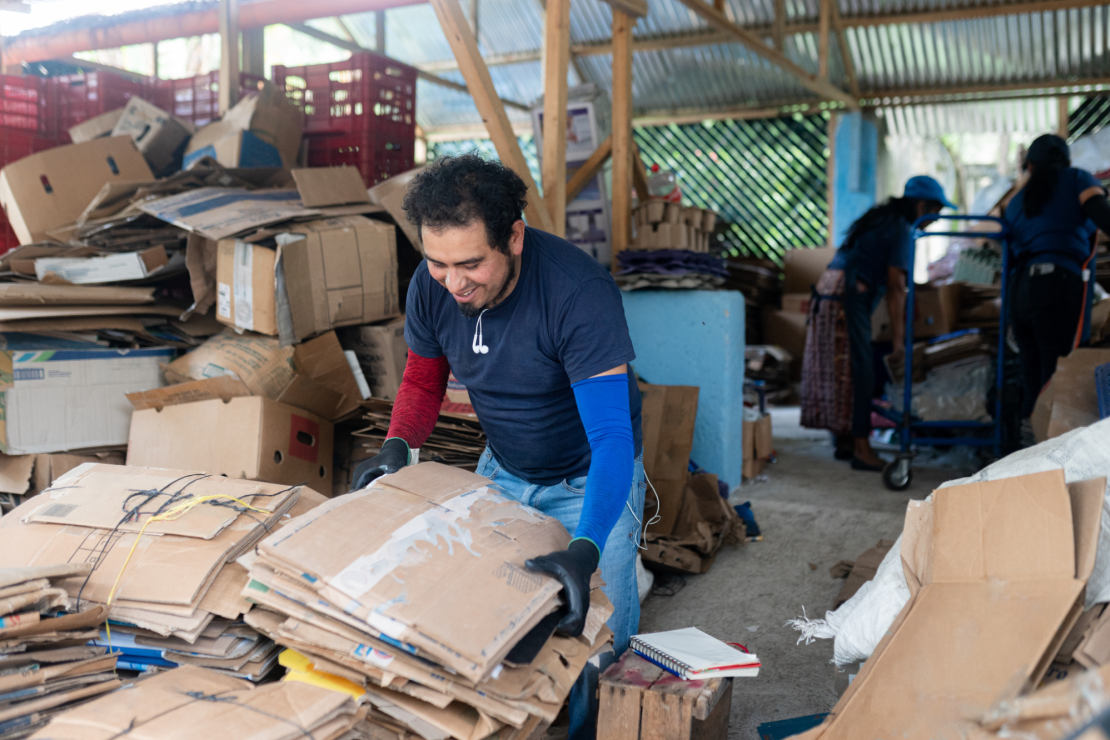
left=45, top=71, right=147, bottom=143
left=147, top=72, right=267, bottom=128
left=273, top=52, right=416, bottom=187
left=0, top=75, right=61, bottom=253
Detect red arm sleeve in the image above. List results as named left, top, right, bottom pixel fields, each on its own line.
left=387, top=350, right=450, bottom=449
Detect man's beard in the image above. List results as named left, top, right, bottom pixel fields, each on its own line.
left=458, top=256, right=518, bottom=318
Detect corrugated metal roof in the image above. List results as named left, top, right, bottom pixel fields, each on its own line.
left=879, top=97, right=1061, bottom=136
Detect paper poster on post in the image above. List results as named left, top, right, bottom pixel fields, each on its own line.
left=533, top=102, right=612, bottom=265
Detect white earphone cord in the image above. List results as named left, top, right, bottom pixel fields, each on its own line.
left=472, top=309, right=490, bottom=355
left=627, top=470, right=662, bottom=551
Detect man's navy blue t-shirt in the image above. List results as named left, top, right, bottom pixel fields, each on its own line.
left=404, top=227, right=643, bottom=486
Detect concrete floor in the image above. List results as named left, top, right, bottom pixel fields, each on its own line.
left=635, top=407, right=982, bottom=739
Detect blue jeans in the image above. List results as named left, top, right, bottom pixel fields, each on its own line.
left=475, top=447, right=646, bottom=740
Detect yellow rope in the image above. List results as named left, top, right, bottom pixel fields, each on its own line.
left=104, top=494, right=269, bottom=650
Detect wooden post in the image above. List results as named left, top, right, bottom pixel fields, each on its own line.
left=376, top=10, right=387, bottom=54
left=218, top=0, right=240, bottom=113
left=611, top=8, right=634, bottom=267
left=242, top=26, right=265, bottom=77
left=541, top=0, right=570, bottom=237
left=567, top=136, right=612, bottom=201
left=431, top=0, right=554, bottom=232
left=1058, top=96, right=1070, bottom=139
left=772, top=0, right=785, bottom=52
left=818, top=0, right=830, bottom=80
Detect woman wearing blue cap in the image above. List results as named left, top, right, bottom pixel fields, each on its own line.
left=801, top=176, right=953, bottom=471
left=1004, top=134, right=1110, bottom=447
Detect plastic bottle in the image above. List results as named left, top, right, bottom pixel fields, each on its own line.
left=647, top=163, right=682, bottom=203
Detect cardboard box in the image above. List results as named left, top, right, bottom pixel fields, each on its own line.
left=871, top=284, right=962, bottom=341
left=127, top=395, right=335, bottom=492
left=163, top=330, right=365, bottom=422
left=638, top=382, right=699, bottom=536
left=781, top=292, right=811, bottom=314
left=111, top=96, right=192, bottom=174
left=0, top=450, right=126, bottom=498
left=68, top=108, right=124, bottom=144
left=184, top=129, right=283, bottom=170
left=762, top=310, right=808, bottom=374
left=0, top=344, right=173, bottom=455
left=368, top=167, right=424, bottom=253
left=215, top=239, right=278, bottom=335
left=185, top=89, right=304, bottom=169
left=805, top=470, right=1104, bottom=740
left=277, top=216, right=399, bottom=342
left=34, top=245, right=169, bottom=284
left=783, top=247, right=836, bottom=294
left=742, top=413, right=773, bottom=479
left=0, top=137, right=153, bottom=245
left=341, top=316, right=408, bottom=400
left=1043, top=349, right=1110, bottom=440
left=215, top=216, right=399, bottom=342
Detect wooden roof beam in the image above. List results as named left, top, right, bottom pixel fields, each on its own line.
left=673, top=0, right=857, bottom=109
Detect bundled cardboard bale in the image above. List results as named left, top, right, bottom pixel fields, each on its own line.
left=27, top=665, right=365, bottom=740
left=631, top=200, right=717, bottom=253
left=642, top=472, right=744, bottom=575
left=0, top=564, right=120, bottom=738
left=794, top=470, right=1105, bottom=740
left=242, top=463, right=615, bottom=737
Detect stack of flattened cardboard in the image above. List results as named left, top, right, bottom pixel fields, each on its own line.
left=27, top=665, right=366, bottom=740
left=0, top=565, right=119, bottom=739
left=0, top=464, right=317, bottom=676
left=353, top=398, right=486, bottom=471
left=241, top=463, right=615, bottom=739
left=631, top=200, right=717, bottom=252
left=641, top=472, right=744, bottom=575
left=794, top=469, right=1106, bottom=740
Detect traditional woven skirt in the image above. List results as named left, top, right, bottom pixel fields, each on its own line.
left=800, top=268, right=853, bottom=436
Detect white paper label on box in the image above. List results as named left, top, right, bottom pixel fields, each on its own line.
left=217, top=282, right=231, bottom=319
left=328, top=489, right=493, bottom=601
left=232, top=242, right=254, bottom=331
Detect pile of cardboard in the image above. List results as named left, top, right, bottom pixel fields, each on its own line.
left=642, top=472, right=745, bottom=575
left=632, top=200, right=717, bottom=252
left=0, top=565, right=119, bottom=739
left=795, top=470, right=1106, bottom=740
left=354, top=397, right=487, bottom=471
left=27, top=665, right=367, bottom=740
left=1033, top=348, right=1110, bottom=443
left=241, top=462, right=615, bottom=739
left=743, top=408, right=773, bottom=480
left=0, top=463, right=326, bottom=685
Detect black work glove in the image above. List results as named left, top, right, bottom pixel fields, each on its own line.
left=350, top=438, right=409, bottom=492
left=525, top=538, right=600, bottom=637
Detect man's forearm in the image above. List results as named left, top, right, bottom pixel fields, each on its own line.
left=570, top=374, right=635, bottom=553
left=386, top=350, right=450, bottom=451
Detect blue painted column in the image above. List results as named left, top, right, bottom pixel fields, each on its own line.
left=621, top=290, right=746, bottom=488
left=832, top=112, right=879, bottom=247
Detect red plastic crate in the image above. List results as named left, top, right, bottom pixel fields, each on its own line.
left=274, top=53, right=416, bottom=186
left=148, top=72, right=267, bottom=128
left=45, top=71, right=147, bottom=142
left=0, top=76, right=49, bottom=134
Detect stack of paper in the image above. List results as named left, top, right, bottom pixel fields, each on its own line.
left=27, top=665, right=365, bottom=740
left=0, top=565, right=120, bottom=739
left=0, top=465, right=326, bottom=686
left=242, top=462, right=615, bottom=739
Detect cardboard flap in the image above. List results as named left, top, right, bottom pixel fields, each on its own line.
left=126, top=376, right=252, bottom=411
left=0, top=454, right=35, bottom=495
left=291, top=332, right=364, bottom=420
left=367, top=167, right=424, bottom=253
left=1068, top=476, right=1106, bottom=582
left=901, top=499, right=933, bottom=595
left=375, top=463, right=491, bottom=505
left=932, top=469, right=1074, bottom=583
left=293, top=168, right=371, bottom=208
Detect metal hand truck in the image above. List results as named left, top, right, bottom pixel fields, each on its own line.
left=879, top=215, right=1009, bottom=491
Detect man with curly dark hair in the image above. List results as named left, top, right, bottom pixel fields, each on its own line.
left=351, top=153, right=644, bottom=739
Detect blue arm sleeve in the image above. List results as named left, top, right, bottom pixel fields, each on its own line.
left=570, top=373, right=635, bottom=555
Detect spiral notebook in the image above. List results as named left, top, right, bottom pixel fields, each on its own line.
left=631, top=627, right=761, bottom=680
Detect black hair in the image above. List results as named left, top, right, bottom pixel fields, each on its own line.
left=1023, top=135, right=1071, bottom=218
left=842, top=196, right=941, bottom=251
left=402, top=154, right=529, bottom=255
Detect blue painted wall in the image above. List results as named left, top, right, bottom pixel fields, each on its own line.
left=832, top=112, right=879, bottom=247
left=621, top=290, right=746, bottom=489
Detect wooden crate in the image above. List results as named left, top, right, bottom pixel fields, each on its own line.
left=598, top=650, right=732, bottom=740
